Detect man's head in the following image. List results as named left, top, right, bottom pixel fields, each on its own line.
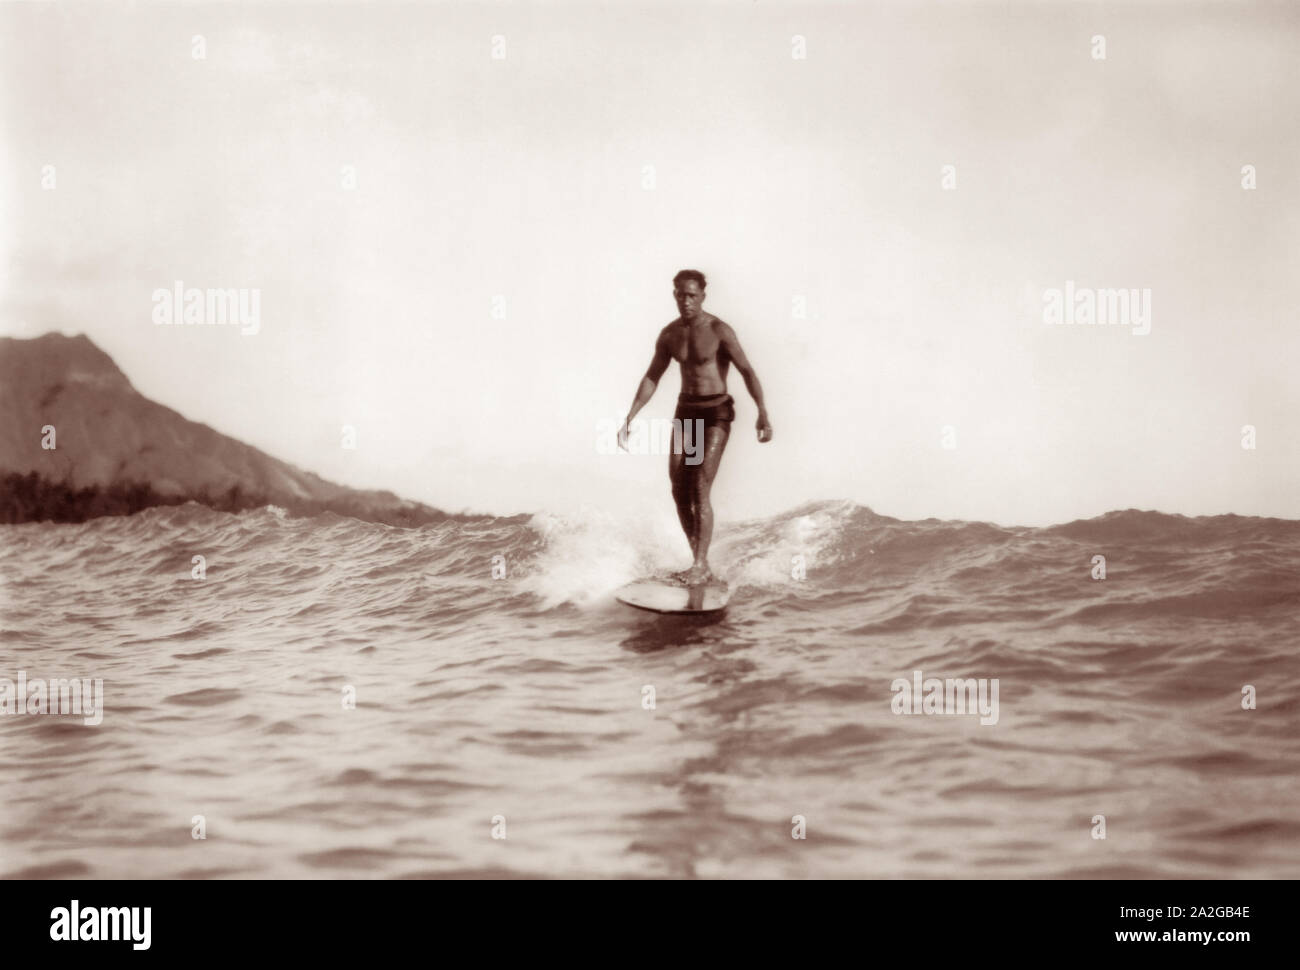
left=673, top=269, right=707, bottom=321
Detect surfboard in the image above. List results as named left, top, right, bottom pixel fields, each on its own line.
left=615, top=578, right=731, bottom=614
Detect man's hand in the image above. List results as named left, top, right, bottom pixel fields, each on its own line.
left=757, top=412, right=773, bottom=443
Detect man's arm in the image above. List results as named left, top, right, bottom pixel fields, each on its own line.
left=619, top=331, right=672, bottom=449
left=718, top=322, right=773, bottom=442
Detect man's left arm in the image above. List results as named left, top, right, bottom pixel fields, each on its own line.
left=719, top=322, right=773, bottom=443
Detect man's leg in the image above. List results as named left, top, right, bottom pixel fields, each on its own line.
left=668, top=444, right=696, bottom=560
left=685, top=424, right=729, bottom=583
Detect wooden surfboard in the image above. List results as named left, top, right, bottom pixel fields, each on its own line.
left=615, top=578, right=731, bottom=614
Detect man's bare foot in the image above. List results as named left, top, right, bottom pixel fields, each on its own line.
left=682, top=564, right=712, bottom=586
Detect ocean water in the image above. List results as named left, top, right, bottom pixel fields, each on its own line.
left=1, top=499, right=1298, bottom=879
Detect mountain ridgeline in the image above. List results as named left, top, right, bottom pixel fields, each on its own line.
left=0, top=333, right=447, bottom=526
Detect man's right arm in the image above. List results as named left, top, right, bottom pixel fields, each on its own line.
left=620, top=332, right=672, bottom=448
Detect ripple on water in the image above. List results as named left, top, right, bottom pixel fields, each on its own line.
left=163, top=688, right=244, bottom=706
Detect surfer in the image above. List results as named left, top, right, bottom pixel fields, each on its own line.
left=618, top=270, right=773, bottom=586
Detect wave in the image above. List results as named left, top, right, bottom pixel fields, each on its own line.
left=5, top=499, right=1298, bottom=623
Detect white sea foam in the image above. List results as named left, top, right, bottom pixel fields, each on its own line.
left=519, top=503, right=685, bottom=609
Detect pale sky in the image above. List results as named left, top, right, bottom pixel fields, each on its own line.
left=3, top=1, right=1298, bottom=525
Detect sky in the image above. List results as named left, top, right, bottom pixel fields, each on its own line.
left=2, top=1, right=1298, bottom=525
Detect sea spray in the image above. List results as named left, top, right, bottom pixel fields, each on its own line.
left=517, top=504, right=684, bottom=609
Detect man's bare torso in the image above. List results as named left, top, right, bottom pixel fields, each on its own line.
left=660, top=312, right=730, bottom=396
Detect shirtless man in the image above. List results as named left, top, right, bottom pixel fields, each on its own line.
left=618, top=270, right=772, bottom=586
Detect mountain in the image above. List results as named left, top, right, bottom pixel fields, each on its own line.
left=0, top=332, right=446, bottom=526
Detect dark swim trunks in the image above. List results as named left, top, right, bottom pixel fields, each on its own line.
left=674, top=391, right=735, bottom=432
